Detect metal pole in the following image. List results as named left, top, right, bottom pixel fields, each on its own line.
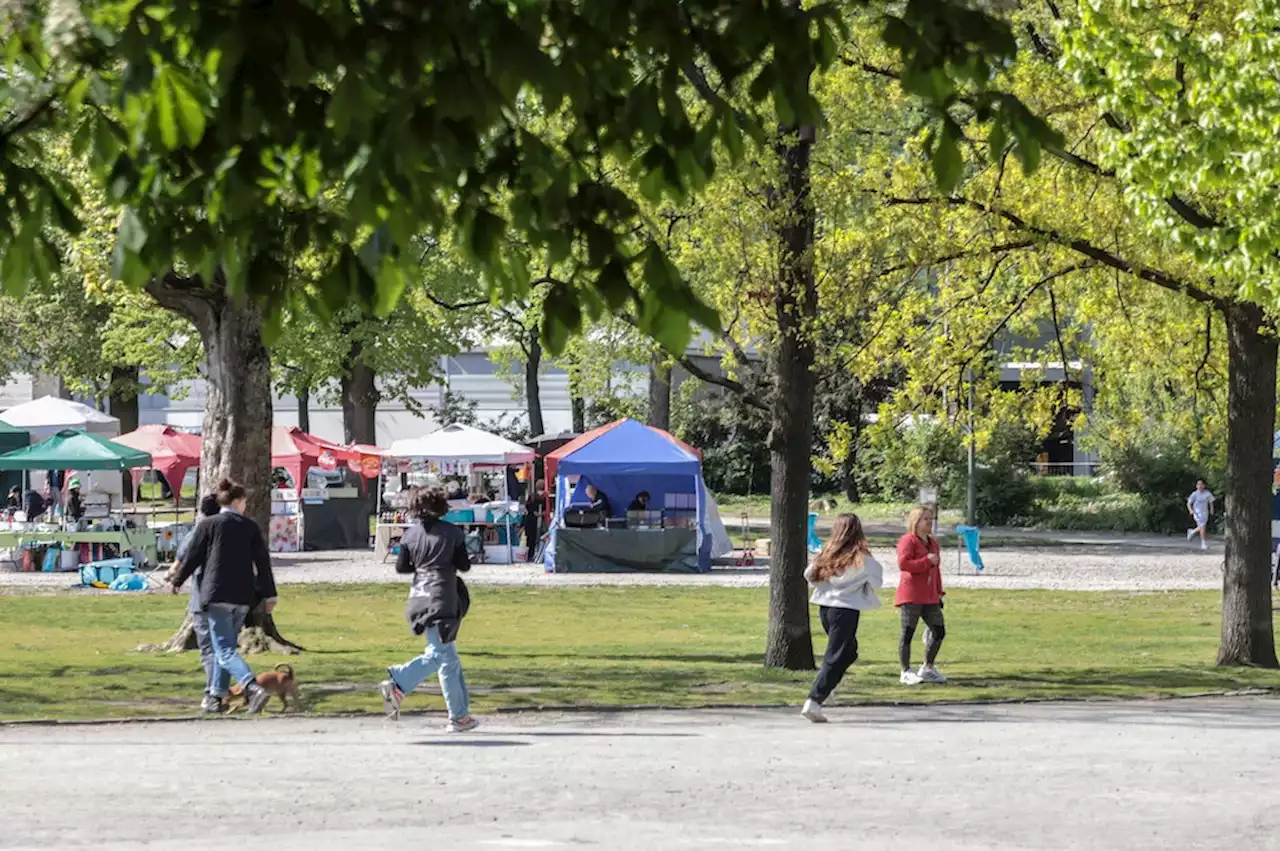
left=966, top=369, right=976, bottom=526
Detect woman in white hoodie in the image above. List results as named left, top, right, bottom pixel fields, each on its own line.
left=801, top=513, right=884, bottom=723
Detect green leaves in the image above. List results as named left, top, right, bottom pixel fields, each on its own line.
left=927, top=126, right=963, bottom=193
left=152, top=66, right=206, bottom=150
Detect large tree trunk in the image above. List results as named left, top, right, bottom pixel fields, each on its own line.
left=1217, top=303, right=1278, bottom=667
left=648, top=352, right=672, bottom=431
left=764, top=121, right=818, bottom=671
left=526, top=330, right=546, bottom=437
left=341, top=349, right=379, bottom=445
left=145, top=273, right=302, bottom=655
left=296, top=386, right=311, bottom=434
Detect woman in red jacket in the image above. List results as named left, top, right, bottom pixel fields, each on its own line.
left=895, top=505, right=946, bottom=685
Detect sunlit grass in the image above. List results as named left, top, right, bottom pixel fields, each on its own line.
left=0, top=585, right=1274, bottom=721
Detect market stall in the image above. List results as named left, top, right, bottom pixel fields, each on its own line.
left=0, top=397, right=124, bottom=502
left=114, top=425, right=201, bottom=504
left=379, top=424, right=535, bottom=563
left=269, top=427, right=365, bottom=552
left=0, top=420, right=30, bottom=503
left=0, top=429, right=158, bottom=568
left=543, top=419, right=731, bottom=573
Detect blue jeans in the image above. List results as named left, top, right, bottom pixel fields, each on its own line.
left=388, top=626, right=470, bottom=720
left=206, top=603, right=253, bottom=697
left=190, top=610, right=216, bottom=695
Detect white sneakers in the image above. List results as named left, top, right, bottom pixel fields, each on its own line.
left=378, top=680, right=404, bottom=720
left=801, top=699, right=828, bottom=723
left=1187, top=528, right=1196, bottom=541
left=919, top=664, right=948, bottom=684
left=901, top=666, right=947, bottom=685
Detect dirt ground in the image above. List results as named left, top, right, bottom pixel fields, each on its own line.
left=2, top=696, right=1276, bottom=850
left=0, top=543, right=1232, bottom=593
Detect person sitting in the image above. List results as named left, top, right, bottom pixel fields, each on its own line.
left=627, top=491, right=651, bottom=513
left=584, top=483, right=612, bottom=519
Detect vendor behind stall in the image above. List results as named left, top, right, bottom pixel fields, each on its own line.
left=584, top=482, right=612, bottom=518
left=65, top=477, right=84, bottom=522
left=627, top=491, right=651, bottom=512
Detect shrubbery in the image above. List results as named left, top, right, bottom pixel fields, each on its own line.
left=682, top=393, right=1220, bottom=534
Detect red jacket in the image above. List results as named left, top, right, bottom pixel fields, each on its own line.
left=895, top=532, right=943, bottom=606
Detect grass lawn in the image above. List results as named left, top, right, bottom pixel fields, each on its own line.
left=1, top=585, right=1276, bottom=722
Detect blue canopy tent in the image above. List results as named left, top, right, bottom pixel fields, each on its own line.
left=543, top=419, right=728, bottom=573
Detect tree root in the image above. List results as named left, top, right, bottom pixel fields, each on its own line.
left=136, top=609, right=304, bottom=655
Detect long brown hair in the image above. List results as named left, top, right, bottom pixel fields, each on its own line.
left=809, top=513, right=869, bottom=583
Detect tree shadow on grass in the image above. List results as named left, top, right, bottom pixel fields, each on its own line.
left=951, top=666, right=1280, bottom=692
left=411, top=739, right=531, bottom=747
left=469, top=650, right=763, bottom=665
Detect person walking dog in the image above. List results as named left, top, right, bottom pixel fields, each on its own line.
left=166, top=494, right=223, bottom=712
left=378, top=486, right=479, bottom=732
left=801, top=513, right=883, bottom=723
left=896, top=506, right=947, bottom=686
left=171, top=479, right=278, bottom=714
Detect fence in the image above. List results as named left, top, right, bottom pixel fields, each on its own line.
left=1030, top=461, right=1103, bottom=477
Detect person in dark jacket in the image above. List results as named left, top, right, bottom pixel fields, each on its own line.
left=378, top=485, right=478, bottom=732
left=172, top=479, right=278, bottom=714
left=522, top=478, right=546, bottom=555
left=165, top=495, right=222, bottom=712
left=22, top=488, right=45, bottom=520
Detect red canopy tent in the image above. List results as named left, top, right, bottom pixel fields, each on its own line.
left=114, top=425, right=202, bottom=502
left=270, top=427, right=358, bottom=489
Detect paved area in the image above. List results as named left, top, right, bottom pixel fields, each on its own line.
left=0, top=543, right=1230, bottom=592
left=1, top=697, right=1276, bottom=850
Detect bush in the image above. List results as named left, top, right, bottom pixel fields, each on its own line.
left=1102, top=444, right=1220, bottom=534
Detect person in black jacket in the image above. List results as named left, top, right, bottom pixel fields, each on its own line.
left=378, top=485, right=478, bottom=732
left=172, top=479, right=278, bottom=714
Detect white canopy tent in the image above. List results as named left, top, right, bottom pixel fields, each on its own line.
left=386, top=424, right=535, bottom=466
left=382, top=424, right=535, bottom=563
left=0, top=397, right=124, bottom=502
left=0, top=396, right=121, bottom=440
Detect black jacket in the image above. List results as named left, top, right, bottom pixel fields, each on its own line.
left=396, top=518, right=471, bottom=642
left=173, top=510, right=276, bottom=609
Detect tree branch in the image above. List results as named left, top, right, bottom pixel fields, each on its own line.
left=883, top=194, right=1230, bottom=311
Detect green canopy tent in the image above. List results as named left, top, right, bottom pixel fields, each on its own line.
left=0, top=429, right=152, bottom=471
left=0, top=420, right=30, bottom=501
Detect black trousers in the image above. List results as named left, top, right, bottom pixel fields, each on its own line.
left=899, top=603, right=946, bottom=670
left=809, top=606, right=861, bottom=704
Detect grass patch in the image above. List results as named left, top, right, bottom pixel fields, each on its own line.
left=0, top=585, right=1274, bottom=722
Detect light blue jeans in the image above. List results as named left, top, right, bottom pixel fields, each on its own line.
left=388, top=626, right=470, bottom=720
left=206, top=603, right=254, bottom=697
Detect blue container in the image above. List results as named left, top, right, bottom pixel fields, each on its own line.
left=444, top=509, right=474, bottom=524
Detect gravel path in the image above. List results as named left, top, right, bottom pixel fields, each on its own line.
left=0, top=544, right=1228, bottom=592
left=2, top=696, right=1277, bottom=850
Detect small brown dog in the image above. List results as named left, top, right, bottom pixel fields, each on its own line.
left=225, top=664, right=300, bottom=713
